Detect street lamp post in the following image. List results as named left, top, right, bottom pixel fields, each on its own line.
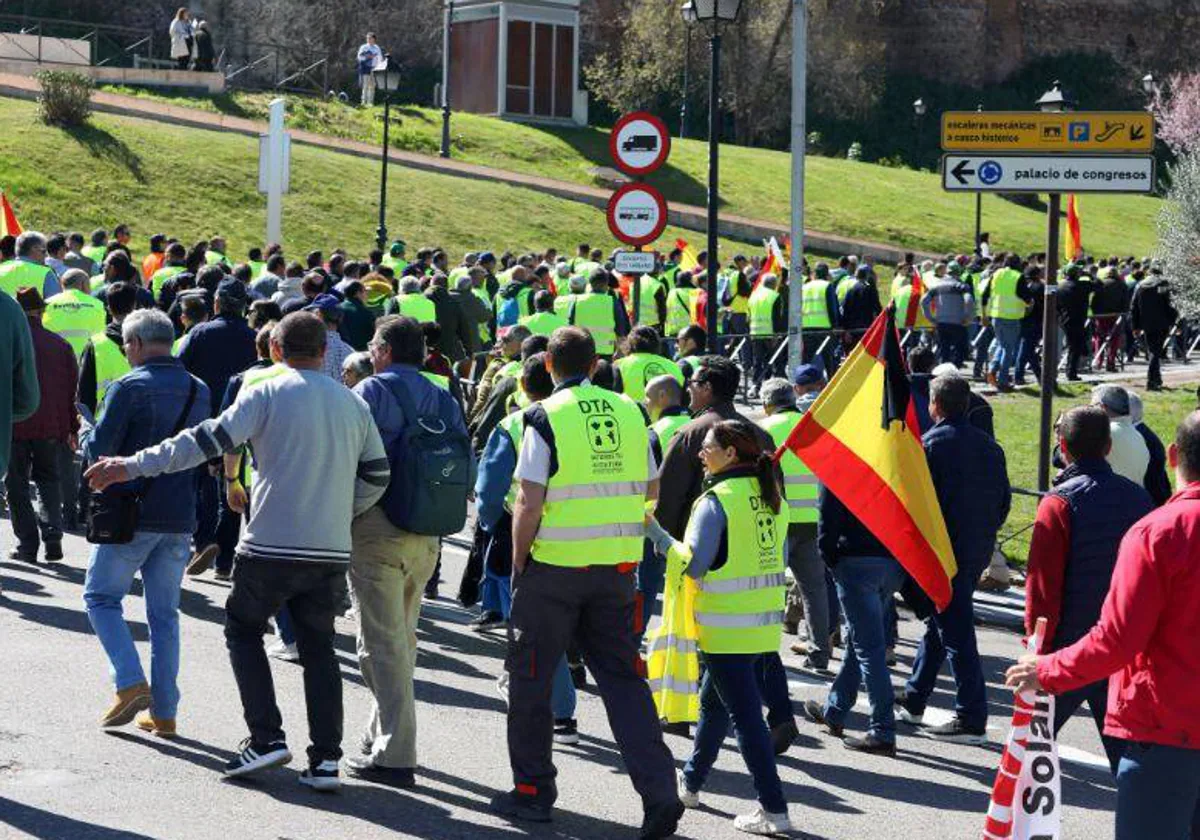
left=374, top=56, right=401, bottom=251
left=682, top=0, right=743, bottom=354
left=912, top=97, right=926, bottom=168
left=974, top=103, right=983, bottom=252
left=680, top=2, right=696, bottom=139
left=1141, top=72, right=1158, bottom=97
left=441, top=0, right=455, bottom=158
left=1034, top=80, right=1077, bottom=491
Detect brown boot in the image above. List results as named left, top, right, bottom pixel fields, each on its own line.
left=135, top=711, right=177, bottom=739
left=101, top=682, right=151, bottom=728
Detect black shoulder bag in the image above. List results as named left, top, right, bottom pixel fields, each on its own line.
left=87, top=379, right=198, bottom=545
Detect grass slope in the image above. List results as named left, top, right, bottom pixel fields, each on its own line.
left=103, top=87, right=1163, bottom=257
left=0, top=97, right=747, bottom=261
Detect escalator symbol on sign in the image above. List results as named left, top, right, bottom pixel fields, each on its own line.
left=588, top=414, right=621, bottom=453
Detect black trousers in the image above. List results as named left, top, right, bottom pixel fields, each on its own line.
left=224, top=557, right=346, bottom=764
left=214, top=479, right=241, bottom=574
left=1053, top=676, right=1123, bottom=775
left=506, top=560, right=676, bottom=808
left=1064, top=322, right=1087, bottom=379
left=6, top=438, right=63, bottom=554
left=1145, top=328, right=1168, bottom=388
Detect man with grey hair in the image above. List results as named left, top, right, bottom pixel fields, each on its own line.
left=452, top=270, right=492, bottom=357
left=0, top=230, right=61, bottom=298
left=1092, top=384, right=1150, bottom=486
left=80, top=307, right=211, bottom=735
left=388, top=276, right=436, bottom=322
left=44, top=268, right=106, bottom=357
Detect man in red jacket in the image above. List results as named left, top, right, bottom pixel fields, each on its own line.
left=1008, top=409, right=1200, bottom=840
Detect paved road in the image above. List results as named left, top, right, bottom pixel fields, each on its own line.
left=1, top=533, right=1117, bottom=840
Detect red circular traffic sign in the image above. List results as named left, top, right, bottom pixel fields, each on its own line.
left=606, top=182, right=668, bottom=247
left=609, top=111, right=671, bottom=176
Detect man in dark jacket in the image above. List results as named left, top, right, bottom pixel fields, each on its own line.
left=898, top=374, right=1010, bottom=743
left=451, top=270, right=493, bottom=358
left=1129, top=392, right=1172, bottom=507
left=1131, top=268, right=1177, bottom=390
left=426, top=272, right=473, bottom=362
left=1024, top=405, right=1153, bottom=772
left=336, top=280, right=376, bottom=352
left=178, top=277, right=257, bottom=573
left=838, top=266, right=883, bottom=353
left=1057, top=265, right=1095, bottom=381
left=1091, top=267, right=1131, bottom=373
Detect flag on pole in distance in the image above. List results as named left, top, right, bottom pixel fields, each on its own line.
left=901, top=267, right=924, bottom=330
left=775, top=306, right=957, bottom=609
left=673, top=238, right=699, bottom=272
left=984, top=618, right=1061, bottom=839
left=755, top=237, right=784, bottom=290
left=0, top=191, right=21, bottom=238
left=1064, top=194, right=1082, bottom=263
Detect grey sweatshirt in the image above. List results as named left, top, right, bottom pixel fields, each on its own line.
left=921, top=278, right=976, bottom=325
left=127, top=366, right=389, bottom=563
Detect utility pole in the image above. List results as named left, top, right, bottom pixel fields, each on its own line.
left=264, top=97, right=286, bottom=245
left=786, top=0, right=807, bottom=376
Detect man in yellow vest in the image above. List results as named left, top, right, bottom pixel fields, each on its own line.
left=77, top=281, right=136, bottom=420
left=979, top=254, right=1032, bottom=391
left=748, top=273, right=784, bottom=395
left=632, top=269, right=668, bottom=333
left=43, top=268, right=105, bottom=357
left=758, top=373, right=831, bottom=675
left=664, top=272, right=698, bottom=352
left=0, top=231, right=61, bottom=299
left=81, top=228, right=108, bottom=267
left=519, top=290, right=567, bottom=337
left=388, top=277, right=436, bottom=322
left=566, top=268, right=629, bottom=359
left=493, top=327, right=682, bottom=834
left=150, top=242, right=188, bottom=300
left=801, top=264, right=840, bottom=372
left=381, top=240, right=408, bottom=275
left=553, top=274, right=586, bottom=317
left=614, top=325, right=684, bottom=403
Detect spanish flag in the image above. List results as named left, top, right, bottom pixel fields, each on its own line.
left=775, top=306, right=957, bottom=609
left=674, top=238, right=700, bottom=272
left=0, top=191, right=21, bottom=238
left=1064, top=194, right=1082, bottom=262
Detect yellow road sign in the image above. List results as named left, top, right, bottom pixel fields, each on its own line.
left=941, top=111, right=1155, bottom=153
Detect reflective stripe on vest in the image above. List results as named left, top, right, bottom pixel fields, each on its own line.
left=694, top=609, right=786, bottom=628
left=987, top=268, right=1026, bottom=320
left=696, top=571, right=787, bottom=594
left=569, top=293, right=618, bottom=355
left=531, top=384, right=648, bottom=566
left=647, top=674, right=700, bottom=695
left=395, top=293, right=436, bottom=322
left=748, top=286, right=779, bottom=336
left=801, top=280, right=832, bottom=328
left=645, top=635, right=699, bottom=656
left=758, top=411, right=818, bottom=524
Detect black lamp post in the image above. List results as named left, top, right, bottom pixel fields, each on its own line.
left=682, top=0, right=742, bottom=353
left=680, top=0, right=697, bottom=139
left=441, top=0, right=455, bottom=158
left=374, top=55, right=401, bottom=251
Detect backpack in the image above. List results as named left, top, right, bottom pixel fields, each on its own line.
left=377, top=371, right=472, bottom=536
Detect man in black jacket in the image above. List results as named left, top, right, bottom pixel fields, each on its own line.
left=839, top=266, right=883, bottom=354
left=426, top=272, right=473, bottom=363
left=1057, top=265, right=1095, bottom=381
left=1090, top=267, right=1130, bottom=373
left=1131, top=268, right=1177, bottom=391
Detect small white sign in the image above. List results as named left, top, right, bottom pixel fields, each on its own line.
left=941, top=154, right=1154, bottom=194
left=614, top=251, right=656, bottom=275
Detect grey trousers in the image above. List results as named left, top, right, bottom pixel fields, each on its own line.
left=6, top=438, right=64, bottom=554
left=788, top=528, right=831, bottom=662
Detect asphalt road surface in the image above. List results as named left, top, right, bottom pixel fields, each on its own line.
left=0, top=532, right=1118, bottom=840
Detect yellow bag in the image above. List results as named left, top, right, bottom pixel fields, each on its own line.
left=646, top=541, right=701, bottom=723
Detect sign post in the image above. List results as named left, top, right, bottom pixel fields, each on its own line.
left=259, top=98, right=289, bottom=245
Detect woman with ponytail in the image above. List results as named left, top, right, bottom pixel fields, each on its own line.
left=646, top=418, right=791, bottom=836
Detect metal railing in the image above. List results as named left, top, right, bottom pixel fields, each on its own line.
left=0, top=13, right=155, bottom=69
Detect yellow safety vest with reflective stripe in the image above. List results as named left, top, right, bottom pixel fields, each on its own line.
left=499, top=410, right=524, bottom=511
left=204, top=250, right=229, bottom=268
left=92, top=332, right=131, bottom=419
left=691, top=475, right=788, bottom=654
left=43, top=289, right=106, bottom=357
left=647, top=540, right=701, bottom=723
left=150, top=264, right=185, bottom=298
left=472, top=286, right=493, bottom=343
left=665, top=287, right=696, bottom=335
left=553, top=292, right=577, bottom=316
left=987, top=268, right=1026, bottom=320
left=835, top=276, right=854, bottom=304
left=613, top=352, right=684, bottom=403
left=247, top=260, right=266, bottom=279
left=0, top=260, right=50, bottom=298
left=801, top=279, right=832, bottom=329
left=569, top=292, right=618, bottom=356
left=238, top=362, right=290, bottom=487
left=893, top=283, right=932, bottom=330
left=81, top=244, right=107, bottom=266
left=519, top=310, right=567, bottom=337
left=531, top=384, right=649, bottom=567
left=748, top=286, right=779, bottom=337
left=394, top=293, right=436, bottom=322
left=635, top=275, right=664, bottom=325
left=381, top=254, right=408, bottom=274
left=758, top=411, right=818, bottom=524
left=651, top=411, right=691, bottom=456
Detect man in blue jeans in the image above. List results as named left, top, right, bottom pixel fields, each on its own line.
left=801, top=485, right=905, bottom=755
left=82, top=309, right=210, bottom=735
left=897, top=374, right=1010, bottom=743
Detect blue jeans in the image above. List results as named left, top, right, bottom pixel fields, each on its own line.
left=83, top=532, right=191, bottom=719
left=552, top=657, right=576, bottom=720
left=1014, top=321, right=1041, bottom=383
left=684, top=652, right=787, bottom=814
left=757, top=653, right=796, bottom=729
left=1116, top=742, right=1200, bottom=839
left=636, top=544, right=665, bottom=634
left=481, top=564, right=512, bottom=617
left=903, top=558, right=988, bottom=730
left=825, top=556, right=906, bottom=743
left=989, top=318, right=1022, bottom=387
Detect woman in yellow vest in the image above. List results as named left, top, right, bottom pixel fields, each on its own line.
left=646, top=419, right=791, bottom=835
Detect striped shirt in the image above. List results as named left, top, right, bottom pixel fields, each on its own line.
left=127, top=366, right=389, bottom=563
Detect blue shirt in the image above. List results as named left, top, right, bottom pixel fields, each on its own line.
left=474, top=422, right=518, bottom=532
left=178, top=314, right=257, bottom=416
left=83, top=356, right=211, bottom=534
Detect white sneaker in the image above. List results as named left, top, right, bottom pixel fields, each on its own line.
left=267, top=639, right=300, bottom=662
left=496, top=672, right=510, bottom=706
left=677, top=770, right=700, bottom=808
left=898, top=707, right=924, bottom=726
left=733, top=807, right=791, bottom=835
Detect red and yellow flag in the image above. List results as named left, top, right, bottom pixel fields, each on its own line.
left=674, top=238, right=700, bottom=272
left=1, top=191, right=21, bottom=238
left=1064, top=194, right=1082, bottom=262
left=776, top=307, right=957, bottom=609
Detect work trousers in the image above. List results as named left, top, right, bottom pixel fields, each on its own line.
left=349, top=507, right=440, bottom=769
left=225, top=556, right=346, bottom=765
left=787, top=528, right=831, bottom=665
left=936, top=323, right=968, bottom=368
left=1053, top=675, right=1123, bottom=775
left=506, top=559, right=676, bottom=808
left=58, top=440, right=79, bottom=525
left=1063, top=321, right=1087, bottom=379
left=1144, top=328, right=1168, bottom=389
left=6, top=438, right=63, bottom=555
left=751, top=337, right=780, bottom=387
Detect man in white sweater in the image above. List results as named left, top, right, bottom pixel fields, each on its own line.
left=1092, top=385, right=1150, bottom=488
left=86, top=312, right=389, bottom=792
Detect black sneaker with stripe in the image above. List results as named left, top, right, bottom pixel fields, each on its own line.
left=224, top=737, right=292, bottom=777
left=299, top=760, right=341, bottom=792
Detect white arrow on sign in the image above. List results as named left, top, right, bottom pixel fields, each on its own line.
left=941, top=154, right=1156, bottom=194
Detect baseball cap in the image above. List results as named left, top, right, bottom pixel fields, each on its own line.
left=478, top=251, right=496, bottom=264
left=216, top=277, right=248, bottom=304
left=390, top=240, right=406, bottom=256
left=304, top=293, right=341, bottom=313
left=792, top=363, right=825, bottom=386
left=15, top=286, right=44, bottom=313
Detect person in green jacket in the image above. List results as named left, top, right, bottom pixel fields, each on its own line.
left=0, top=283, right=40, bottom=495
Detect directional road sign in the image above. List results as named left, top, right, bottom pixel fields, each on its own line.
left=941, top=154, right=1155, bottom=194
left=610, top=111, right=671, bottom=176
left=941, top=111, right=1155, bottom=154
left=606, top=183, right=668, bottom=246
left=613, top=250, right=656, bottom=275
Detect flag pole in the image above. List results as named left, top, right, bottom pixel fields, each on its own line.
left=786, top=0, right=807, bottom=378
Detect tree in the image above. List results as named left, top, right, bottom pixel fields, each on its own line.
left=1151, top=72, right=1200, bottom=156
left=1157, top=151, right=1200, bottom=317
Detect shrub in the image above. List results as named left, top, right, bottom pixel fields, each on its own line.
left=35, top=70, right=93, bottom=127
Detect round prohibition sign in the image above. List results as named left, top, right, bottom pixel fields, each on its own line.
left=606, top=182, right=668, bottom=247
left=609, top=111, right=671, bottom=176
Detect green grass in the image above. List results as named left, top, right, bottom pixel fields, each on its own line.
left=993, top=382, right=1196, bottom=564
left=0, top=97, right=752, bottom=261
left=101, top=87, right=1164, bottom=257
